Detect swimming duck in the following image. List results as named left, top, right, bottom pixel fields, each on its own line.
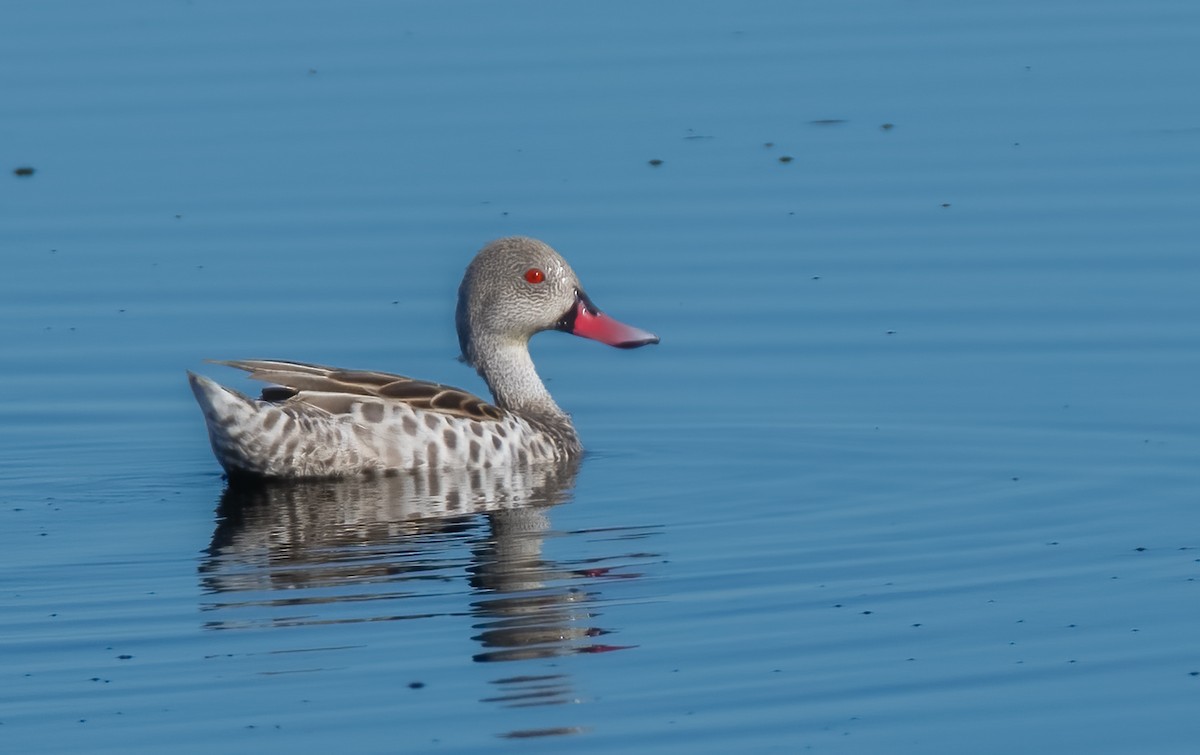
left=189, top=236, right=659, bottom=478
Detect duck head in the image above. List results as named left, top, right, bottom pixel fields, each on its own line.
left=456, top=237, right=659, bottom=368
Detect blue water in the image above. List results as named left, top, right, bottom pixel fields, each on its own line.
left=4, top=0, right=1200, bottom=752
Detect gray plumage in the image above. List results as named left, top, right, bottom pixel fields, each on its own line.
left=190, top=237, right=658, bottom=479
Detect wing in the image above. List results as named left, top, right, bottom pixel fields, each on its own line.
left=212, top=359, right=505, bottom=422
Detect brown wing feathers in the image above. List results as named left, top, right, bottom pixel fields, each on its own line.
left=213, top=359, right=504, bottom=422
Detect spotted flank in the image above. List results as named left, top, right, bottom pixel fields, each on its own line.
left=189, top=237, right=659, bottom=479
left=189, top=364, right=560, bottom=478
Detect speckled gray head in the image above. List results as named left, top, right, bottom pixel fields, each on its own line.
left=455, top=236, right=659, bottom=368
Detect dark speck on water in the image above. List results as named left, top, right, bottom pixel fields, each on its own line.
left=14, top=166, right=35, bottom=176
left=647, top=158, right=663, bottom=166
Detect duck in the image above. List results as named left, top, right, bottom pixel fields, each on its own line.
left=188, top=236, right=659, bottom=479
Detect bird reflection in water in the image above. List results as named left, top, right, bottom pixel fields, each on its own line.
left=199, top=459, right=658, bottom=736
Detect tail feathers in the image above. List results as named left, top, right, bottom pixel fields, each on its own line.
left=188, top=372, right=268, bottom=475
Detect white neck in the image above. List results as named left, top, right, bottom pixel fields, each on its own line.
left=475, top=336, right=572, bottom=426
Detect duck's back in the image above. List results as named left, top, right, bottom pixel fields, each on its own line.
left=188, top=361, right=571, bottom=479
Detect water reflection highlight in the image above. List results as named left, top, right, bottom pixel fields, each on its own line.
left=198, top=461, right=659, bottom=737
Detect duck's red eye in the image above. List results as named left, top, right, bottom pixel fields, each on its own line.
left=524, top=268, right=546, bottom=284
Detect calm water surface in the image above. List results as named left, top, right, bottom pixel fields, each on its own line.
left=3, top=1, right=1200, bottom=752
